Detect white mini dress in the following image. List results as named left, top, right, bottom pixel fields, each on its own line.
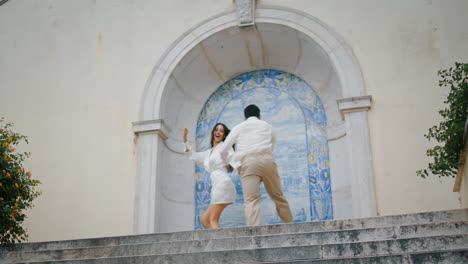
left=185, top=142, right=236, bottom=205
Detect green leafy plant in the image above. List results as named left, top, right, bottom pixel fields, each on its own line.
left=0, top=118, right=41, bottom=244
left=417, top=62, right=468, bottom=178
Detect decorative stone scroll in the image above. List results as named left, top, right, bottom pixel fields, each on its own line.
left=235, top=0, right=255, bottom=27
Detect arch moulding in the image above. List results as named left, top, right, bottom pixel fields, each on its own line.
left=133, top=6, right=377, bottom=234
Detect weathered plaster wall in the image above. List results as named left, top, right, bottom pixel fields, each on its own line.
left=0, top=0, right=233, bottom=242
left=263, top=0, right=468, bottom=215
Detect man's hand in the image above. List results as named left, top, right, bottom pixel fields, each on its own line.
left=225, top=164, right=234, bottom=173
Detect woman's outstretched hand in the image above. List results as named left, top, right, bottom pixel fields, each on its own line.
left=182, top=128, right=190, bottom=152
left=182, top=128, right=188, bottom=143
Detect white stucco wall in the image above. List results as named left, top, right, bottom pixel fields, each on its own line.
left=0, top=0, right=467, bottom=242
left=262, top=0, right=468, bottom=216
left=0, top=0, right=233, bottom=242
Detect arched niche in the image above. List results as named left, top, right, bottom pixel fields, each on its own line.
left=194, top=69, right=332, bottom=229
left=133, top=6, right=376, bottom=233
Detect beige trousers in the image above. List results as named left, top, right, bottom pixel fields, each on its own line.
left=238, top=152, right=293, bottom=226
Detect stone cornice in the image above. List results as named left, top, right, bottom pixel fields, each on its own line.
left=132, top=119, right=171, bottom=140
left=337, top=95, right=372, bottom=119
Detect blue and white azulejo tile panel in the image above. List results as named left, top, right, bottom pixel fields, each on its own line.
left=194, top=69, right=333, bottom=229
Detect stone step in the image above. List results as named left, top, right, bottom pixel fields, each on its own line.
left=2, top=208, right=467, bottom=254
left=7, top=235, right=467, bottom=264
left=1, top=209, right=467, bottom=263
left=251, top=250, right=468, bottom=264
left=4, top=221, right=467, bottom=263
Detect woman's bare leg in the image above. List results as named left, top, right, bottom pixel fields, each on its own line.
left=201, top=203, right=230, bottom=229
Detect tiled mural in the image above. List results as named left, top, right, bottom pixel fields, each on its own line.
left=194, top=69, right=333, bottom=229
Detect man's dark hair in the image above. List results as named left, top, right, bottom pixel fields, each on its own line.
left=244, top=104, right=260, bottom=118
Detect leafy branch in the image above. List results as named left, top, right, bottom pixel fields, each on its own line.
left=417, top=62, right=468, bottom=178
left=0, top=118, right=41, bottom=244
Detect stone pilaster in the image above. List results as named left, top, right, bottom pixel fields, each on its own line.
left=132, top=119, right=170, bottom=234
left=337, top=96, right=377, bottom=218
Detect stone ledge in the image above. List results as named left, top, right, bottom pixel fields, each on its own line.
left=337, top=95, right=372, bottom=119
left=132, top=119, right=171, bottom=140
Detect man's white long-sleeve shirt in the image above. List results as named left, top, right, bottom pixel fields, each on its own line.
left=218, top=117, right=276, bottom=168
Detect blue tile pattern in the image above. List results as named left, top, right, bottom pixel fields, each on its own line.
left=194, top=69, right=333, bottom=229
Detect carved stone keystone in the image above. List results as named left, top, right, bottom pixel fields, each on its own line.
left=235, top=0, right=255, bottom=27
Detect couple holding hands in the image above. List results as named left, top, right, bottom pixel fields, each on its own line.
left=183, top=104, right=293, bottom=229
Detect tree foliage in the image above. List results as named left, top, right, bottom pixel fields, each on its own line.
left=0, top=118, right=41, bottom=244
left=417, top=62, right=468, bottom=178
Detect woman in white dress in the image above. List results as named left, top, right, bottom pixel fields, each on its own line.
left=183, top=123, right=236, bottom=229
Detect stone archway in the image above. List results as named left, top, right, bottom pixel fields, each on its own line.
left=133, top=6, right=376, bottom=234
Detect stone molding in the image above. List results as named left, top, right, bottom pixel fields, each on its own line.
left=235, top=0, right=255, bottom=26
left=132, top=119, right=170, bottom=140
left=337, top=95, right=372, bottom=119
left=140, top=6, right=367, bottom=120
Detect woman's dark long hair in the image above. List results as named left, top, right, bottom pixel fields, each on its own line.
left=210, top=123, right=230, bottom=147
left=211, top=123, right=235, bottom=172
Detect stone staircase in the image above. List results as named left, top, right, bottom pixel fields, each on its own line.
left=1, top=209, right=467, bottom=263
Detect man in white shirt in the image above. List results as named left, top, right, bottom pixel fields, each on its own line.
left=218, top=104, right=293, bottom=226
